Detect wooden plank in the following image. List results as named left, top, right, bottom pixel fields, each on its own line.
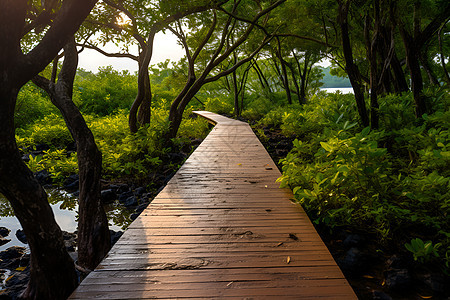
left=69, top=111, right=356, bottom=299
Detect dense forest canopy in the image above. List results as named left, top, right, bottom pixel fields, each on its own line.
left=0, top=0, right=449, bottom=299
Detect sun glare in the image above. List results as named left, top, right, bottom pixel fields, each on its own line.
left=116, top=12, right=131, bottom=26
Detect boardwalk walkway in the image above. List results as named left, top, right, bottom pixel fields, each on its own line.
left=70, top=111, right=356, bottom=299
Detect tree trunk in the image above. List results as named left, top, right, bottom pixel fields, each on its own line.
left=419, top=50, right=440, bottom=86
left=0, top=1, right=98, bottom=298
left=0, top=88, right=78, bottom=300
left=232, top=70, right=239, bottom=116
left=391, top=53, right=409, bottom=93
left=137, top=59, right=152, bottom=126
left=338, top=0, right=370, bottom=126
left=293, top=51, right=309, bottom=105
left=438, top=22, right=450, bottom=85
left=32, top=39, right=110, bottom=271
left=276, top=44, right=292, bottom=104
left=129, top=27, right=157, bottom=133
left=400, top=29, right=428, bottom=117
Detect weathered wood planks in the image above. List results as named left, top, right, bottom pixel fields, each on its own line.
left=69, top=111, right=356, bottom=299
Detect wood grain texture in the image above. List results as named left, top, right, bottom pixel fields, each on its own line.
left=69, top=111, right=357, bottom=299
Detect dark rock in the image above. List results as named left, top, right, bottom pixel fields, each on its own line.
left=343, top=234, right=364, bottom=248
left=0, top=237, right=11, bottom=246
left=117, top=184, right=129, bottom=194
left=109, top=184, right=120, bottom=192
left=191, top=138, right=203, bottom=146
left=338, top=247, right=365, bottom=276
left=130, top=213, right=139, bottom=220
left=34, top=170, right=52, bottom=185
left=3, top=267, right=29, bottom=299
left=19, top=254, right=30, bottom=267
left=385, top=269, right=411, bottom=290
left=63, top=174, right=79, bottom=191
left=372, top=290, right=393, bottom=300
left=110, top=230, right=123, bottom=246
left=0, top=227, right=10, bottom=238
left=61, top=231, right=77, bottom=252
left=121, top=196, right=138, bottom=207
left=101, top=189, right=116, bottom=204
left=15, top=230, right=27, bottom=244
left=0, top=247, right=26, bottom=261
left=118, top=190, right=133, bottom=200
left=386, top=255, right=409, bottom=270
left=134, top=187, right=145, bottom=196
left=423, top=273, right=446, bottom=294
left=35, top=144, right=49, bottom=151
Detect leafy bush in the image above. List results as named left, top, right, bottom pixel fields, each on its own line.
left=15, top=83, right=58, bottom=129
left=204, top=97, right=233, bottom=115
left=74, top=67, right=137, bottom=116
left=275, top=91, right=449, bottom=271
left=16, top=113, right=73, bottom=148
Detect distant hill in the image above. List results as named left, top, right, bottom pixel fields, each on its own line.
left=320, top=67, right=352, bottom=88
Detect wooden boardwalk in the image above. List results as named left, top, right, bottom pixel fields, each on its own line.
left=70, top=111, right=356, bottom=299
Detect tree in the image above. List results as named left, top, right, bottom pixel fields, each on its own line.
left=337, top=0, right=370, bottom=127
left=82, top=0, right=231, bottom=132
left=167, top=0, right=285, bottom=138
left=394, top=0, right=450, bottom=117
left=32, top=37, right=111, bottom=271
left=0, top=0, right=97, bottom=298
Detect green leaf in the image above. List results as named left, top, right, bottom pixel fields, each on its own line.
left=361, top=126, right=370, bottom=137
left=320, top=142, right=333, bottom=152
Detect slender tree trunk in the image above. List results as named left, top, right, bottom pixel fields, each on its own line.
left=275, top=43, right=292, bottom=104
left=438, top=22, right=450, bottom=85
left=285, top=61, right=301, bottom=104
left=32, top=39, right=111, bottom=270
left=232, top=69, right=239, bottom=116
left=253, top=60, right=272, bottom=93
left=137, top=64, right=152, bottom=126
left=391, top=53, right=409, bottom=93
left=419, top=50, right=440, bottom=86
left=129, top=27, right=157, bottom=133
left=338, top=0, right=370, bottom=126
left=400, top=29, right=428, bottom=117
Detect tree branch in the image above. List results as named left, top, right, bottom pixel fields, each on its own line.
left=77, top=42, right=138, bottom=61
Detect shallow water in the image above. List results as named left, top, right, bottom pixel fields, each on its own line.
left=0, top=189, right=126, bottom=252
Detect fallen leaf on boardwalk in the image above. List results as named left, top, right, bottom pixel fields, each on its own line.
left=227, top=281, right=233, bottom=287
left=264, top=185, right=268, bottom=188
left=237, top=163, right=242, bottom=166
left=286, top=256, right=291, bottom=264
left=277, top=242, right=284, bottom=247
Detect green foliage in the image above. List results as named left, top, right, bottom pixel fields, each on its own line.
left=16, top=105, right=210, bottom=181
left=271, top=90, right=449, bottom=271
left=405, top=238, right=441, bottom=263
left=73, top=67, right=138, bottom=116
left=15, top=83, right=58, bottom=129
left=258, top=92, right=358, bottom=137
left=16, top=113, right=73, bottom=148
left=204, top=98, right=234, bottom=115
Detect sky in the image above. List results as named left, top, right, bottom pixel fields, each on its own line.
left=77, top=31, right=185, bottom=73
